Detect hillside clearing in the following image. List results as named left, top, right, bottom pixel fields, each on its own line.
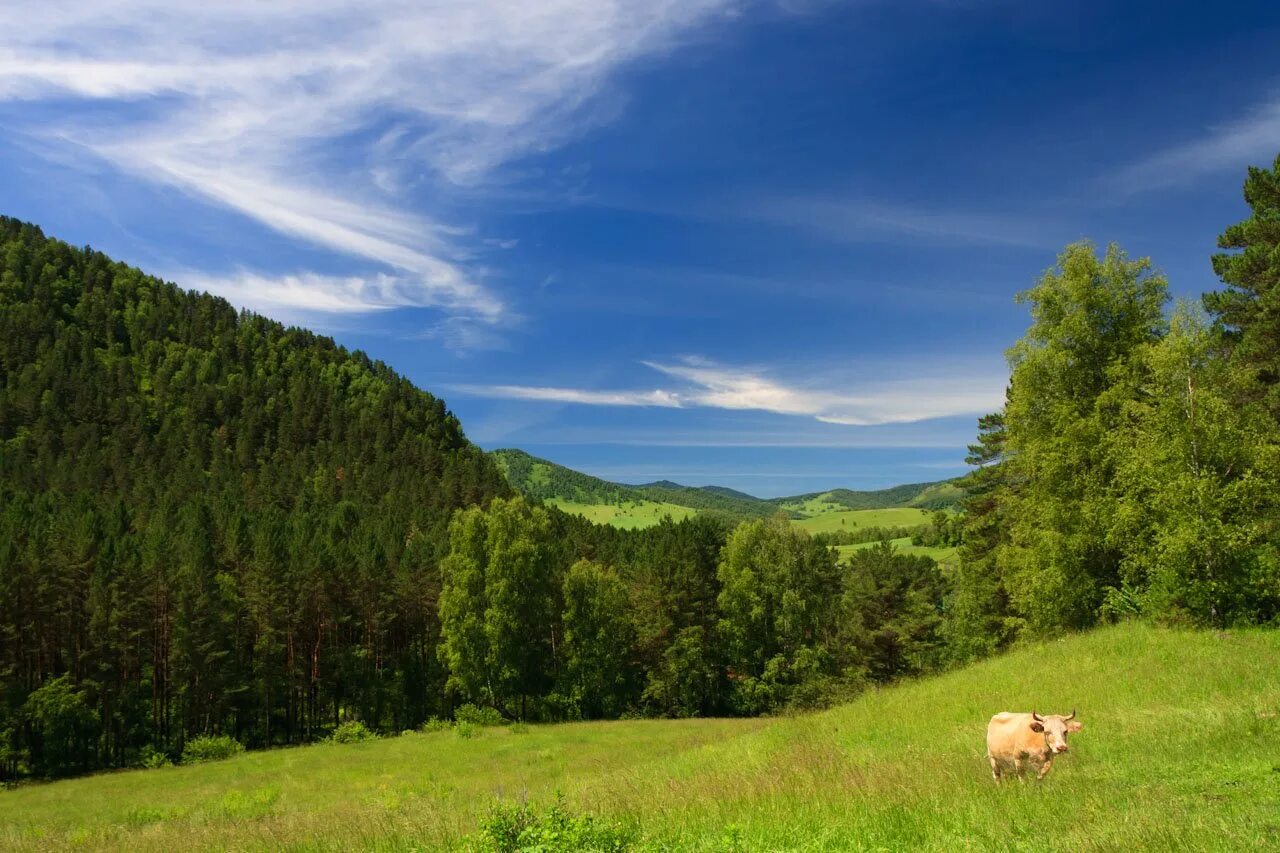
left=836, top=537, right=960, bottom=568
left=3, top=624, right=1276, bottom=850
left=544, top=498, right=697, bottom=529
left=789, top=506, right=931, bottom=533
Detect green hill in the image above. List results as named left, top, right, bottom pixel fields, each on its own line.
left=0, top=216, right=510, bottom=775
left=490, top=449, right=779, bottom=523
left=4, top=623, right=1275, bottom=850
left=492, top=449, right=965, bottom=530
left=699, top=485, right=769, bottom=503
left=774, top=478, right=966, bottom=513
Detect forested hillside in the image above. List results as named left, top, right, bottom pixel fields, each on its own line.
left=491, top=447, right=963, bottom=521
left=0, top=217, right=511, bottom=775
left=490, top=448, right=778, bottom=519
left=772, top=480, right=965, bottom=512
left=0, top=225, right=946, bottom=778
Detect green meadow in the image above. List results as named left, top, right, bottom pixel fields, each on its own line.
left=4, top=623, right=1276, bottom=851
left=836, top=536, right=960, bottom=568
left=788, top=505, right=932, bottom=534
left=543, top=498, right=697, bottom=529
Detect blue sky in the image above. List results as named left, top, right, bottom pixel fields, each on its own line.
left=3, top=0, right=1280, bottom=496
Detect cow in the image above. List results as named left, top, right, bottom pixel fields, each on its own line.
left=986, top=710, right=1082, bottom=782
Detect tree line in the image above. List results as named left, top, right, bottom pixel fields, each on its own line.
left=944, top=155, right=1280, bottom=659
left=0, top=217, right=943, bottom=777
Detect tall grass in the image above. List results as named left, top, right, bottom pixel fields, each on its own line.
left=2, top=624, right=1276, bottom=851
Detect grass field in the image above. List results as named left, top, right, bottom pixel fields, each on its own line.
left=544, top=498, right=696, bottom=529
left=789, top=506, right=931, bottom=534
left=835, top=536, right=960, bottom=568
left=4, top=623, right=1277, bottom=850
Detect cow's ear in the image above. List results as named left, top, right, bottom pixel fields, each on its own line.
left=1030, top=722, right=1044, bottom=733
left=1066, top=720, right=1083, bottom=733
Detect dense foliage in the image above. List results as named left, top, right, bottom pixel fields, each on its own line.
left=433, top=501, right=947, bottom=722
left=947, top=159, right=1280, bottom=653
left=0, top=217, right=510, bottom=776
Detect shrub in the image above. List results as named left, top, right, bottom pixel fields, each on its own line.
left=420, top=718, right=453, bottom=734
left=328, top=721, right=378, bottom=744
left=455, top=721, right=478, bottom=739
left=22, top=675, right=98, bottom=776
left=181, top=734, right=244, bottom=765
left=509, top=722, right=530, bottom=734
left=455, top=703, right=505, bottom=727
left=137, top=744, right=172, bottom=769
left=474, top=798, right=635, bottom=852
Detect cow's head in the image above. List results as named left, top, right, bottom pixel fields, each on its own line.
left=1031, top=710, right=1082, bottom=754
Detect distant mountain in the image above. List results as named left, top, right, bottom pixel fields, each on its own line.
left=639, top=480, right=687, bottom=491
left=490, top=449, right=966, bottom=523
left=773, top=480, right=965, bottom=512
left=490, top=450, right=779, bottom=520
left=699, top=485, right=769, bottom=503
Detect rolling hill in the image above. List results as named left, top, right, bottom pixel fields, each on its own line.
left=490, top=449, right=780, bottom=523
left=772, top=479, right=965, bottom=512
left=4, top=623, right=1275, bottom=850
left=490, top=448, right=966, bottom=530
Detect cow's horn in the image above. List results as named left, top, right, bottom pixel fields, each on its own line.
left=1032, top=711, right=1043, bottom=722
left=1065, top=709, right=1076, bottom=721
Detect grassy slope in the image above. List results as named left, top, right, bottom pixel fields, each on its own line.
left=773, top=480, right=965, bottom=513
left=4, top=624, right=1278, bottom=851
left=789, top=505, right=931, bottom=534
left=544, top=498, right=697, bottom=529
left=835, top=536, right=960, bottom=568
left=491, top=449, right=773, bottom=527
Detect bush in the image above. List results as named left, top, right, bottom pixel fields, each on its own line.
left=474, top=798, right=635, bottom=852
left=181, top=734, right=244, bottom=764
left=455, top=721, right=478, bottom=739
left=421, top=718, right=453, bottom=734
left=509, top=722, right=530, bottom=734
left=22, top=675, right=98, bottom=776
left=328, top=721, right=378, bottom=744
left=136, top=744, right=172, bottom=769
left=455, top=703, right=505, bottom=727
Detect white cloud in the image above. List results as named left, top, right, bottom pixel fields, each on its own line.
left=0, top=0, right=737, bottom=323
left=1113, top=95, right=1280, bottom=194
left=454, top=357, right=1006, bottom=425
left=743, top=195, right=1055, bottom=248
left=454, top=384, right=684, bottom=408
left=184, top=270, right=418, bottom=316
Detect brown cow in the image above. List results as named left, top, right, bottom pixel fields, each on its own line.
left=986, top=710, right=1082, bottom=782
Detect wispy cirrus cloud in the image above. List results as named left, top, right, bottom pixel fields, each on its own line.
left=454, top=357, right=1006, bottom=426
left=1112, top=93, right=1280, bottom=195
left=0, top=0, right=738, bottom=326
left=742, top=195, right=1058, bottom=249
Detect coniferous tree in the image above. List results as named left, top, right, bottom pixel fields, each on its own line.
left=1205, top=153, right=1280, bottom=416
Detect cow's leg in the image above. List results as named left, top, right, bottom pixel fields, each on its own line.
left=1012, top=757, right=1026, bottom=781
left=989, top=755, right=1002, bottom=783
left=1036, top=758, right=1054, bottom=781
